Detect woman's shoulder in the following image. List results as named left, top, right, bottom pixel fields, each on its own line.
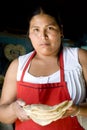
left=63, top=46, right=80, bottom=66
left=63, top=46, right=79, bottom=52
left=78, top=48, right=87, bottom=67
left=18, top=50, right=34, bottom=60
left=18, top=50, right=35, bottom=69
left=63, top=46, right=79, bottom=58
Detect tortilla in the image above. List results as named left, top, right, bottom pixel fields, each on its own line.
left=23, top=100, right=73, bottom=126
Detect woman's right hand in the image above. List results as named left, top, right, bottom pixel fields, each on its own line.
left=12, top=99, right=30, bottom=122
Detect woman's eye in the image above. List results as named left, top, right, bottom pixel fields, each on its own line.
left=48, top=27, right=54, bottom=30
left=33, top=28, right=39, bottom=32
left=48, top=26, right=57, bottom=31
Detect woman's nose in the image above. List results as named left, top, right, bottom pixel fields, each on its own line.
left=39, top=31, right=48, bottom=39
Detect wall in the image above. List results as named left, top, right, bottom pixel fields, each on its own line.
left=0, top=32, right=33, bottom=89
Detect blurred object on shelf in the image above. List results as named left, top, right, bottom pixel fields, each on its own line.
left=81, top=46, right=87, bottom=50
left=4, top=44, right=26, bottom=61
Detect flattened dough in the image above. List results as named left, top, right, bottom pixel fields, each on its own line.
left=23, top=100, right=73, bottom=126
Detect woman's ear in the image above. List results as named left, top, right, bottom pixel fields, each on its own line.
left=61, top=34, right=64, bottom=39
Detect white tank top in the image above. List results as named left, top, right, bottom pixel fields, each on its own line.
left=17, top=47, right=86, bottom=104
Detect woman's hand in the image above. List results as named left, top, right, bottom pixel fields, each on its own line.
left=62, top=104, right=80, bottom=118
left=12, top=99, right=30, bottom=122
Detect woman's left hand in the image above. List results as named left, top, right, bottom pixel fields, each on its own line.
left=62, top=104, right=80, bottom=118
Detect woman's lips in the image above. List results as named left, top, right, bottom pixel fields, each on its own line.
left=40, top=43, right=50, bottom=46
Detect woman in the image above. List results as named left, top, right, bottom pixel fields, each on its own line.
left=0, top=4, right=87, bottom=130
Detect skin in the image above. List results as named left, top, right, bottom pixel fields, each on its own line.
left=0, top=13, right=87, bottom=124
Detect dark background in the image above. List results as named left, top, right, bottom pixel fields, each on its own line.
left=0, top=0, right=87, bottom=41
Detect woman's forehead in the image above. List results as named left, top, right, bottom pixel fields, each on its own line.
left=30, top=14, right=57, bottom=26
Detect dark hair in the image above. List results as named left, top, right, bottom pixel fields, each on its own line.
left=28, top=3, right=63, bottom=30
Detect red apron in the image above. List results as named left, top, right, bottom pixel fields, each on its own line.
left=15, top=51, right=84, bottom=130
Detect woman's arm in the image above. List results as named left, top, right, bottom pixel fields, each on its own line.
left=78, top=48, right=87, bottom=85
left=0, top=59, right=18, bottom=123
left=0, top=59, right=29, bottom=124
left=71, top=48, right=87, bottom=117
left=62, top=48, right=87, bottom=118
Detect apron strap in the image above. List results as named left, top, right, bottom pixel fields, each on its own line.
left=59, top=50, right=64, bottom=82
left=20, top=51, right=36, bottom=81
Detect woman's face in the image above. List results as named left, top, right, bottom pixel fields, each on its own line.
left=29, top=13, right=63, bottom=56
